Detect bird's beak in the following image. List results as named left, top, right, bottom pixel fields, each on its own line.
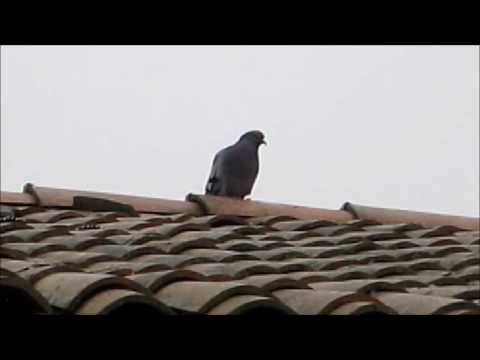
left=262, top=140, right=267, bottom=146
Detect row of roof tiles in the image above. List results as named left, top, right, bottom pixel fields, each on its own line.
left=1, top=188, right=479, bottom=315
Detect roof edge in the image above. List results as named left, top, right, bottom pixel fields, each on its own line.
left=342, top=202, right=479, bottom=231
left=186, top=193, right=354, bottom=222
left=0, top=191, right=36, bottom=205
left=1, top=184, right=478, bottom=230
left=19, top=183, right=204, bottom=216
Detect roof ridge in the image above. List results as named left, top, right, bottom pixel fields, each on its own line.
left=0, top=183, right=478, bottom=230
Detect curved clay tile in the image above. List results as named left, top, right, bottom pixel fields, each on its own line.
left=272, top=289, right=372, bottom=315
left=316, top=268, right=369, bottom=281
left=42, top=236, right=115, bottom=250
left=146, top=237, right=217, bottom=254
left=182, top=263, right=238, bottom=280
left=439, top=253, right=480, bottom=271
left=1, top=258, right=51, bottom=274
left=340, top=231, right=405, bottom=241
left=265, top=231, right=318, bottom=242
left=137, top=223, right=210, bottom=238
left=286, top=271, right=331, bottom=284
left=181, top=248, right=259, bottom=263
left=98, top=220, right=156, bottom=232
left=341, top=251, right=396, bottom=264
left=373, top=291, right=480, bottom=315
left=208, top=294, right=296, bottom=315
left=351, top=262, right=412, bottom=278
left=245, top=248, right=313, bottom=261
left=21, top=210, right=85, bottom=224
left=330, top=301, right=397, bottom=315
left=241, top=274, right=311, bottom=291
left=395, top=258, right=443, bottom=272
left=271, top=219, right=337, bottom=232
left=0, top=221, right=33, bottom=235
left=131, top=254, right=212, bottom=268
left=297, top=246, right=350, bottom=259
left=340, top=239, right=381, bottom=254
left=2, top=242, right=70, bottom=256
left=53, top=215, right=113, bottom=229
left=216, top=240, right=262, bottom=252
left=387, top=247, right=432, bottom=261
left=320, top=234, right=366, bottom=246
left=308, top=279, right=405, bottom=294
left=429, top=245, right=472, bottom=257
left=74, top=288, right=174, bottom=315
left=154, top=280, right=267, bottom=314
left=1, top=228, right=71, bottom=243
left=0, top=246, right=28, bottom=260
left=70, top=228, right=130, bottom=238
left=170, top=230, right=247, bottom=243
left=362, top=223, right=424, bottom=233
left=407, top=285, right=480, bottom=301
left=135, top=213, right=190, bottom=223
left=218, top=239, right=290, bottom=252
left=206, top=260, right=279, bottom=279
left=453, top=266, right=479, bottom=282
left=188, top=214, right=248, bottom=227
left=85, top=261, right=172, bottom=276
left=288, top=237, right=335, bottom=247
left=374, top=239, right=420, bottom=250
left=405, top=225, right=465, bottom=239
left=17, top=264, right=80, bottom=284
left=10, top=206, right=45, bottom=217
left=127, top=269, right=206, bottom=292
left=406, top=237, right=460, bottom=247
left=452, top=231, right=480, bottom=246
left=108, top=233, right=167, bottom=246
left=86, top=244, right=164, bottom=260
left=0, top=271, right=52, bottom=314
left=33, top=272, right=150, bottom=312
left=211, top=224, right=269, bottom=236
left=310, top=225, right=360, bottom=237
left=248, top=234, right=289, bottom=242
left=38, top=251, right=114, bottom=268
left=344, top=219, right=381, bottom=228
left=247, top=215, right=297, bottom=226
left=415, top=270, right=467, bottom=286
left=379, top=276, right=428, bottom=289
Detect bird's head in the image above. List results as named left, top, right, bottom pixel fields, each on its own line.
left=239, top=130, right=267, bottom=147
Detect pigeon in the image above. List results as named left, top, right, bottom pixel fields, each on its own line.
left=205, top=130, right=266, bottom=199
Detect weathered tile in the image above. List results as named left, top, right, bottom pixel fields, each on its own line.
left=154, top=281, right=266, bottom=314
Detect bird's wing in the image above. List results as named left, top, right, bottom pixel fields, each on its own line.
left=205, top=151, right=222, bottom=194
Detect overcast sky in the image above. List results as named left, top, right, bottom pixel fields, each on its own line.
left=1, top=45, right=478, bottom=217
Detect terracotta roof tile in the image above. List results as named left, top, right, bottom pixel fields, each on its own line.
left=184, top=261, right=278, bottom=279
left=372, top=291, right=480, bottom=315
left=406, top=285, right=480, bottom=301
left=127, top=270, right=206, bottom=292
left=33, top=272, right=149, bottom=312
left=240, top=274, right=311, bottom=291
left=308, top=279, right=406, bottom=294
left=84, top=260, right=171, bottom=275
left=330, top=300, right=397, bottom=315
left=154, top=281, right=266, bottom=314
left=270, top=219, right=337, bottom=231
left=74, top=288, right=174, bottom=315
left=207, top=294, right=295, bottom=314
left=2, top=188, right=479, bottom=315
left=273, top=289, right=372, bottom=315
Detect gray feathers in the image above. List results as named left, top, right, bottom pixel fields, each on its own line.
left=205, top=130, right=266, bottom=198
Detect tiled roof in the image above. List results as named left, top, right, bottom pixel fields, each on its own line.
left=1, top=184, right=479, bottom=315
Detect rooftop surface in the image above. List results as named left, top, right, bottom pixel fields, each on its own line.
left=1, top=184, right=479, bottom=315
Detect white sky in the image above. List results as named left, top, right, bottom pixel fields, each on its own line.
left=1, top=45, right=479, bottom=217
